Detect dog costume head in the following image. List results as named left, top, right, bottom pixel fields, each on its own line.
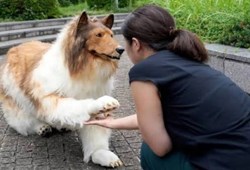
left=63, top=11, right=124, bottom=75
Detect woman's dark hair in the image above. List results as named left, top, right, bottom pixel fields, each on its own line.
left=121, top=4, right=208, bottom=62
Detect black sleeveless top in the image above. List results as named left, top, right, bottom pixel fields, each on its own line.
left=129, top=50, right=250, bottom=170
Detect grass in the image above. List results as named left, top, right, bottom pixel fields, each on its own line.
left=135, top=0, right=250, bottom=48
left=58, top=2, right=130, bottom=17
left=58, top=2, right=109, bottom=17
left=0, top=18, right=15, bottom=22
left=59, top=2, right=88, bottom=17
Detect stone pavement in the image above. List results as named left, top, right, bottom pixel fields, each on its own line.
left=0, top=35, right=143, bottom=170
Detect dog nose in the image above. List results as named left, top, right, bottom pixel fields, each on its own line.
left=116, top=47, right=124, bottom=55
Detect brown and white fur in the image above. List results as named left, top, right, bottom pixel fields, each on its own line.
left=0, top=11, right=124, bottom=167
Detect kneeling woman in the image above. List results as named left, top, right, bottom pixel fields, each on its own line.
left=85, top=4, right=250, bottom=170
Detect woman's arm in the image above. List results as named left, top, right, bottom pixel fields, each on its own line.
left=131, top=81, right=172, bottom=157
left=84, top=114, right=138, bottom=130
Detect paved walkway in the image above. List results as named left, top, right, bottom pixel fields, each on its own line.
left=0, top=35, right=142, bottom=170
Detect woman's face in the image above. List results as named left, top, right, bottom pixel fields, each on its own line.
left=124, top=38, right=143, bottom=64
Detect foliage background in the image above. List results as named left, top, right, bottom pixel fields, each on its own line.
left=0, top=0, right=249, bottom=48
left=134, top=0, right=250, bottom=48
left=0, top=0, right=61, bottom=20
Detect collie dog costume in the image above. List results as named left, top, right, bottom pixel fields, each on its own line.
left=0, top=11, right=124, bottom=167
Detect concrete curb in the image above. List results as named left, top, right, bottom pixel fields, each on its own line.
left=206, top=44, right=250, bottom=94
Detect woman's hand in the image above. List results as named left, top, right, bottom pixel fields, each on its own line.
left=84, top=116, right=116, bottom=129
left=84, top=114, right=138, bottom=130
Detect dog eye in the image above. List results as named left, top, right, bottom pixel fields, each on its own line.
left=111, top=34, right=113, bottom=38
left=96, top=33, right=102, bottom=37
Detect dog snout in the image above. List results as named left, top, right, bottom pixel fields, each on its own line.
left=116, top=47, right=124, bottom=55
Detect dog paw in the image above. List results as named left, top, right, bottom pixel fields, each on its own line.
left=91, top=149, right=123, bottom=168
left=91, top=96, right=120, bottom=116
left=37, top=124, right=52, bottom=137
left=110, top=159, right=123, bottom=168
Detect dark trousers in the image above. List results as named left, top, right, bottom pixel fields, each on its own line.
left=141, top=142, right=194, bottom=170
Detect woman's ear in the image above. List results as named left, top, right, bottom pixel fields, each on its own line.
left=132, top=38, right=141, bottom=51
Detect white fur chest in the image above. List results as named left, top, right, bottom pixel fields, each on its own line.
left=32, top=48, right=114, bottom=100
left=63, top=76, right=114, bottom=100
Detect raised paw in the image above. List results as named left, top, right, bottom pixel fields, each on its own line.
left=37, top=124, right=52, bottom=137
left=91, top=96, right=120, bottom=116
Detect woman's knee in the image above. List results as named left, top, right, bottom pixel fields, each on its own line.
left=140, top=142, right=194, bottom=170
left=140, top=142, right=158, bottom=170
left=141, top=142, right=172, bottom=170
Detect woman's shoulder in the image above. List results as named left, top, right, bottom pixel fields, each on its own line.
left=134, top=50, right=177, bottom=66
left=130, top=50, right=200, bottom=73
left=150, top=50, right=178, bottom=60
left=128, top=50, right=184, bottom=82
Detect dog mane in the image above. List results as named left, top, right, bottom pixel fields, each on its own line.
left=61, top=16, right=89, bottom=76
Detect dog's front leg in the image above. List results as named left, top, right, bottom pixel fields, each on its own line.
left=38, top=95, right=119, bottom=129
left=78, top=125, right=123, bottom=168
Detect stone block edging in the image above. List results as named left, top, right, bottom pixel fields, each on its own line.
left=206, top=44, right=250, bottom=94
left=206, top=44, right=250, bottom=63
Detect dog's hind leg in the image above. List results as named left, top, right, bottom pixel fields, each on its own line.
left=78, top=126, right=123, bottom=167
left=1, top=99, right=52, bottom=136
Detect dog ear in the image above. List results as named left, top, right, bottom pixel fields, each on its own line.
left=102, top=14, right=114, bottom=29
left=76, top=11, right=88, bottom=34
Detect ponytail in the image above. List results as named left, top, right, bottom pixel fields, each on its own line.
left=167, top=29, right=208, bottom=62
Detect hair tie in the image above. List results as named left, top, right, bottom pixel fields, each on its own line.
left=168, top=26, right=175, bottom=36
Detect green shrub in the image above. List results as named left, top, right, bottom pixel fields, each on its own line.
left=86, top=0, right=111, bottom=9
left=86, top=0, right=130, bottom=10
left=58, top=0, right=72, bottom=7
left=219, top=12, right=250, bottom=48
left=70, top=0, right=80, bottom=5
left=0, top=0, right=21, bottom=20
left=0, top=0, right=60, bottom=20
left=118, top=0, right=129, bottom=8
